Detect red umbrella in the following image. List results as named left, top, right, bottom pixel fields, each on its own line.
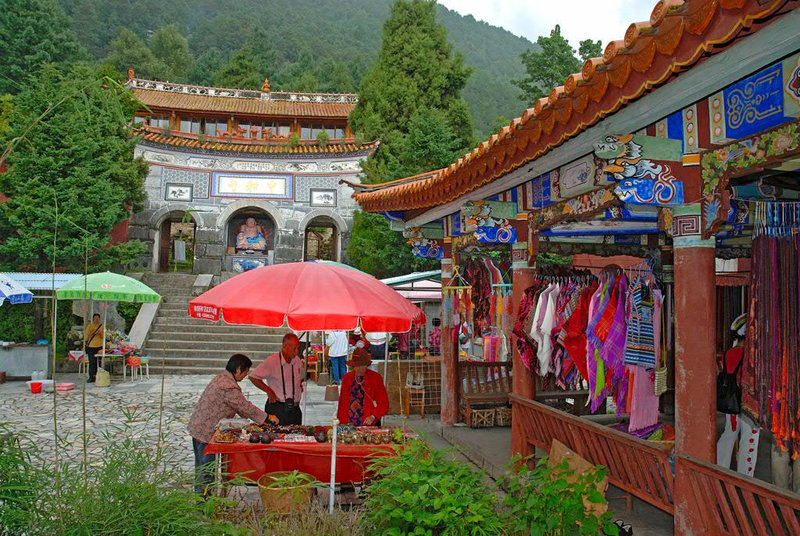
left=188, top=262, right=425, bottom=332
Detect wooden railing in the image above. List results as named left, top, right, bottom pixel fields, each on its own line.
left=675, top=453, right=800, bottom=535
left=511, top=394, right=675, bottom=514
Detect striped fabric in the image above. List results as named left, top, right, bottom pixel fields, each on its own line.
left=624, top=282, right=657, bottom=367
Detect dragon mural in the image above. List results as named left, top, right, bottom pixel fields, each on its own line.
left=403, top=227, right=443, bottom=259
left=461, top=201, right=517, bottom=244
left=594, top=134, right=684, bottom=206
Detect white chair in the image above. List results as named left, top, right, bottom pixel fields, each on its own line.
left=124, top=356, right=142, bottom=381
left=139, top=356, right=150, bottom=380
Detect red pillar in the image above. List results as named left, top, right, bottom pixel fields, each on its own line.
left=440, top=247, right=458, bottom=426
left=511, top=221, right=536, bottom=456
left=671, top=204, right=716, bottom=535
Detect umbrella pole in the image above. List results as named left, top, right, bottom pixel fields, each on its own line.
left=329, top=417, right=339, bottom=514
left=383, top=339, right=388, bottom=386
left=302, top=331, right=309, bottom=425
left=101, top=308, right=107, bottom=372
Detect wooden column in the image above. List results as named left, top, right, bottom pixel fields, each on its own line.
left=671, top=204, right=716, bottom=536
left=439, top=244, right=458, bottom=426
left=511, top=227, right=536, bottom=457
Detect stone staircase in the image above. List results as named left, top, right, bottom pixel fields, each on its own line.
left=140, top=273, right=284, bottom=374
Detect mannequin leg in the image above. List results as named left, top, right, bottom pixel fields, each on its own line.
left=716, top=414, right=737, bottom=469
left=734, top=414, right=759, bottom=477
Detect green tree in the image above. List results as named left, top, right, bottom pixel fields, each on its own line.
left=102, top=28, right=161, bottom=80
left=190, top=48, right=227, bottom=86
left=149, top=24, right=193, bottom=81
left=348, top=0, right=473, bottom=277
left=350, top=0, right=473, bottom=168
left=513, top=25, right=602, bottom=107
left=0, top=0, right=84, bottom=94
left=213, top=46, right=263, bottom=90
left=0, top=65, right=148, bottom=273
left=346, top=212, right=437, bottom=279
left=0, top=95, right=12, bottom=142
left=579, top=38, right=603, bottom=61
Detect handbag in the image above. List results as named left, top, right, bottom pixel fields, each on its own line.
left=716, top=357, right=742, bottom=415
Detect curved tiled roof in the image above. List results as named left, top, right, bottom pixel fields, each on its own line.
left=354, top=0, right=798, bottom=212
left=137, top=130, right=379, bottom=156
left=129, top=79, right=357, bottom=119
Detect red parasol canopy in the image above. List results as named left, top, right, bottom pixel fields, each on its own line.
left=188, top=262, right=425, bottom=332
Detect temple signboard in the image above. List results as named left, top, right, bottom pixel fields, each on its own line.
left=211, top=172, right=293, bottom=199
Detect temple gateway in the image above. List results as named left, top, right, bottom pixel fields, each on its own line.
left=125, top=74, right=377, bottom=275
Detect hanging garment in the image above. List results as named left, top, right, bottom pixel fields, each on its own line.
left=599, top=275, right=629, bottom=392
left=532, top=284, right=559, bottom=375
left=628, top=365, right=659, bottom=432
left=559, top=283, right=597, bottom=381
left=624, top=280, right=657, bottom=367
left=513, top=282, right=544, bottom=371
left=587, top=277, right=613, bottom=411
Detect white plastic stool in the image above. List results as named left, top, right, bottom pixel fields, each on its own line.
left=124, top=357, right=142, bottom=381
left=78, top=359, right=89, bottom=377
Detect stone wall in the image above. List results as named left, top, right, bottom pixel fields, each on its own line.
left=128, top=144, right=364, bottom=274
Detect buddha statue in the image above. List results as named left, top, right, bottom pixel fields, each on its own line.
left=235, top=217, right=269, bottom=251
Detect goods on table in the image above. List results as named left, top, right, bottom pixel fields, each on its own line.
left=211, top=423, right=417, bottom=446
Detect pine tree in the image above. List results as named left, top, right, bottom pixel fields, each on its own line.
left=102, top=28, right=161, bottom=80
left=0, top=65, right=148, bottom=272
left=0, top=0, right=85, bottom=94
left=513, top=25, right=602, bottom=107
left=149, top=24, right=193, bottom=81
left=213, top=47, right=264, bottom=90
left=347, top=0, right=471, bottom=277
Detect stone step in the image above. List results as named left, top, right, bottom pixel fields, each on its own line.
left=145, top=348, right=275, bottom=360
left=150, top=323, right=283, bottom=334
left=146, top=338, right=282, bottom=351
left=149, top=328, right=283, bottom=339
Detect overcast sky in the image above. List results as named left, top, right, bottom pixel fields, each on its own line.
left=438, top=0, right=656, bottom=51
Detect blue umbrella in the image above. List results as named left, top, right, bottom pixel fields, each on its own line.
left=0, top=274, right=33, bottom=306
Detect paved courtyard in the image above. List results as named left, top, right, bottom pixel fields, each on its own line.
left=0, top=372, right=341, bottom=472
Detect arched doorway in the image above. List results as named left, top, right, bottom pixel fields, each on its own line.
left=303, top=216, right=339, bottom=261
left=225, top=208, right=276, bottom=272
left=158, top=211, right=196, bottom=272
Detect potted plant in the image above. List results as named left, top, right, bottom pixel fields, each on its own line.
left=257, top=470, right=318, bottom=513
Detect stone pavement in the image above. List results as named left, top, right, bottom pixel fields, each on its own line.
left=0, top=373, right=340, bottom=472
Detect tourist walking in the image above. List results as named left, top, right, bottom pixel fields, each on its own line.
left=325, top=330, right=348, bottom=385
left=249, top=333, right=305, bottom=424
left=188, top=354, right=278, bottom=496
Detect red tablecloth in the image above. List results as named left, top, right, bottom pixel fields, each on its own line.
left=205, top=441, right=396, bottom=484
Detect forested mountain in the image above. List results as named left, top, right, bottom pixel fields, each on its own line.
left=57, top=0, right=536, bottom=137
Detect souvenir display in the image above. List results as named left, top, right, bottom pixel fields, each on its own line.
left=211, top=423, right=416, bottom=446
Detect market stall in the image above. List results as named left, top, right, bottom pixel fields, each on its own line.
left=205, top=422, right=414, bottom=484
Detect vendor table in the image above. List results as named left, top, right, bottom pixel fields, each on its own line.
left=205, top=440, right=396, bottom=484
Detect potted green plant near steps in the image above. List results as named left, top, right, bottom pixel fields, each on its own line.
left=257, top=470, right=319, bottom=513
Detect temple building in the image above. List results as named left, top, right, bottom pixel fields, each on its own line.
left=125, top=74, right=377, bottom=274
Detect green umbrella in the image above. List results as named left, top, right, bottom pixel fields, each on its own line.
left=57, top=272, right=160, bottom=379
left=57, top=272, right=161, bottom=302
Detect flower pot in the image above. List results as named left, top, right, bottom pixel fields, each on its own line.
left=257, top=472, right=313, bottom=513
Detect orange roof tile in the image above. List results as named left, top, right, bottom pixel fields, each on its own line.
left=354, top=0, right=798, bottom=212
left=129, top=79, right=357, bottom=119
left=137, top=130, right=378, bottom=156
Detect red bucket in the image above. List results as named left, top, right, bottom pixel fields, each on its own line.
left=30, top=381, right=42, bottom=394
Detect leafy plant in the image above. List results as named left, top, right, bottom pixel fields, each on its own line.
left=316, top=129, right=330, bottom=148
left=361, top=440, right=505, bottom=536
left=499, top=454, right=618, bottom=536
left=261, top=470, right=319, bottom=490
left=289, top=132, right=300, bottom=148
left=261, top=502, right=364, bottom=536
left=0, top=421, right=242, bottom=535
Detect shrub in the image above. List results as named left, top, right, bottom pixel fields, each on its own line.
left=0, top=422, right=242, bottom=535
left=289, top=132, right=300, bottom=148
left=316, top=129, right=330, bottom=148
left=499, top=455, right=618, bottom=536
left=361, top=440, right=504, bottom=536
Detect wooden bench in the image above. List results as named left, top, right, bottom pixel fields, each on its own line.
left=459, top=361, right=512, bottom=426
left=534, top=375, right=591, bottom=416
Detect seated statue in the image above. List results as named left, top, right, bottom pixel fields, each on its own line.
left=236, top=217, right=269, bottom=251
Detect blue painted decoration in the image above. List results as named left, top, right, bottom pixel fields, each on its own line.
left=724, top=63, right=790, bottom=139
